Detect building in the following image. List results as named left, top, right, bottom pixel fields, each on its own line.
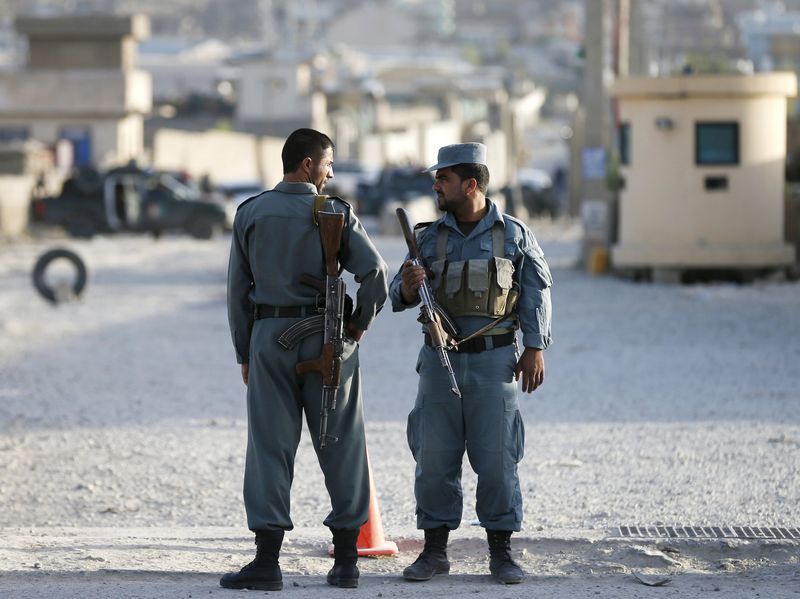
left=0, top=14, right=152, bottom=168
left=611, top=73, right=797, bottom=278
left=234, top=49, right=328, bottom=138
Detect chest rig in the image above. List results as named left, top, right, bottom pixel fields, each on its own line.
left=428, top=220, right=516, bottom=319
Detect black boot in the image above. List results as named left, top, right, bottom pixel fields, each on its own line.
left=220, top=529, right=284, bottom=591
left=487, top=529, right=524, bottom=584
left=327, top=528, right=360, bottom=588
left=402, top=526, right=451, bottom=581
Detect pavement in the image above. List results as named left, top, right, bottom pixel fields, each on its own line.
left=1, top=221, right=799, bottom=597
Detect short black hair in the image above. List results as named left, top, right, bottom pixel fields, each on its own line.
left=450, top=163, right=490, bottom=193
left=282, top=128, right=335, bottom=174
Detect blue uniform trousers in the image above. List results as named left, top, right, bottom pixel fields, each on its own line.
left=406, top=342, right=525, bottom=532
left=243, top=318, right=370, bottom=532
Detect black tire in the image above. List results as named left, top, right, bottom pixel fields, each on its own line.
left=185, top=217, right=216, bottom=240
left=64, top=214, right=97, bottom=239
left=32, top=248, right=88, bottom=304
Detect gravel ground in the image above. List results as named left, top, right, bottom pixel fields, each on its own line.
left=1, top=220, right=798, bottom=597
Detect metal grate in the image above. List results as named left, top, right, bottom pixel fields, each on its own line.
left=614, top=526, right=800, bottom=540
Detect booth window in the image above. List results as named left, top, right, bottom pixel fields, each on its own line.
left=0, top=127, right=30, bottom=142
left=619, top=123, right=630, bottom=165
left=695, top=122, right=739, bottom=165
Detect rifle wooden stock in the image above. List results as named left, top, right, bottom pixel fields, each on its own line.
left=296, top=342, right=341, bottom=386
left=318, top=211, right=345, bottom=277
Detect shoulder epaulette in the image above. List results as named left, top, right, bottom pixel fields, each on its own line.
left=326, top=195, right=350, bottom=209
left=236, top=190, right=268, bottom=211
left=413, top=221, right=433, bottom=231
left=502, top=213, right=528, bottom=230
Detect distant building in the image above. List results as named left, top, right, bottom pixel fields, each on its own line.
left=737, top=3, right=800, bottom=72
left=0, top=14, right=152, bottom=168
left=234, top=49, right=328, bottom=138
left=138, top=37, right=235, bottom=101
left=611, top=73, right=797, bottom=277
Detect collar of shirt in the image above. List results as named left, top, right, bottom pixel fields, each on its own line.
left=274, top=181, right=319, bottom=194
left=441, top=198, right=503, bottom=238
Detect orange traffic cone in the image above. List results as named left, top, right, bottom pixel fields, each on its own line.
left=328, top=451, right=399, bottom=557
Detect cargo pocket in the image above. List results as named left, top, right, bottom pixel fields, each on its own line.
left=536, top=306, right=548, bottom=333
left=489, top=257, right=514, bottom=316
left=406, top=406, right=423, bottom=464
left=509, top=409, right=525, bottom=463
left=466, top=259, right=490, bottom=313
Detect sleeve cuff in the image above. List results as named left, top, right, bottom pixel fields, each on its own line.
left=522, top=332, right=551, bottom=350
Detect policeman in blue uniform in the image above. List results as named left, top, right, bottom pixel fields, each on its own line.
left=224, top=129, right=389, bottom=591
left=389, top=143, right=553, bottom=585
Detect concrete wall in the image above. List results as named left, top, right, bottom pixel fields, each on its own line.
left=152, top=128, right=284, bottom=186
left=477, top=129, right=509, bottom=190
left=0, top=175, right=33, bottom=238
left=419, top=120, right=461, bottom=167
left=358, top=120, right=463, bottom=169
left=0, top=70, right=152, bottom=116
left=612, top=73, right=797, bottom=268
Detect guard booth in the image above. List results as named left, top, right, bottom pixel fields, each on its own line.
left=610, top=73, right=797, bottom=281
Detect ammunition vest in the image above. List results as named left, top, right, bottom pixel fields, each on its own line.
left=429, top=221, right=516, bottom=319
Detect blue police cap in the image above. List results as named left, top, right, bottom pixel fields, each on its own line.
left=423, top=143, right=487, bottom=173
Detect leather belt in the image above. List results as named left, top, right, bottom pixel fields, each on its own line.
left=424, top=331, right=515, bottom=354
left=254, top=304, right=320, bottom=319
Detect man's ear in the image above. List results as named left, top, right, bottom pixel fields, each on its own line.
left=463, top=177, right=478, bottom=195
left=302, top=156, right=313, bottom=174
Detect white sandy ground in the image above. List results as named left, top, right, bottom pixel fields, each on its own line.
left=1, top=219, right=799, bottom=597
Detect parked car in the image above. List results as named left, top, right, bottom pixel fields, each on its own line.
left=30, top=165, right=227, bottom=239
left=502, top=168, right=560, bottom=218
left=356, top=166, right=435, bottom=216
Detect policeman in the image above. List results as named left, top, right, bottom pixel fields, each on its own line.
left=390, top=143, right=553, bottom=585
left=224, top=128, right=389, bottom=591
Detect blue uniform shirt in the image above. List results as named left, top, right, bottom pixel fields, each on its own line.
left=389, top=199, right=553, bottom=349
left=228, top=181, right=389, bottom=364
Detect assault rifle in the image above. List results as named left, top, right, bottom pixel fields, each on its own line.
left=396, top=207, right=461, bottom=398
left=295, top=211, right=347, bottom=448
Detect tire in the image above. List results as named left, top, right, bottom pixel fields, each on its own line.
left=32, top=248, right=88, bottom=304
left=185, top=217, right=216, bottom=240
left=64, top=214, right=97, bottom=239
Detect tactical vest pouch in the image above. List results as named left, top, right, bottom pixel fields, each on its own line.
left=430, top=259, right=446, bottom=292
left=467, top=259, right=490, bottom=313
left=489, top=257, right=514, bottom=315
left=435, top=256, right=515, bottom=318
left=429, top=220, right=517, bottom=319
left=443, top=260, right=467, bottom=314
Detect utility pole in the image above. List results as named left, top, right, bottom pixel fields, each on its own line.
left=578, top=0, right=616, bottom=271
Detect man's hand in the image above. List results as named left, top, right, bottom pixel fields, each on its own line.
left=514, top=348, right=544, bottom=393
left=345, top=321, right=364, bottom=342
left=241, top=363, right=249, bottom=386
left=400, top=260, right=426, bottom=304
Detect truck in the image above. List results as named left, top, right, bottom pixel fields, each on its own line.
left=30, top=165, right=227, bottom=239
